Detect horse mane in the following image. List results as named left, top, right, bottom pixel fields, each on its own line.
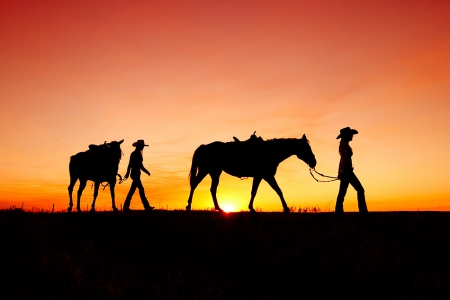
left=102, top=141, right=123, bottom=161
left=262, top=137, right=310, bottom=154
left=265, top=137, right=309, bottom=144
left=265, top=138, right=302, bottom=142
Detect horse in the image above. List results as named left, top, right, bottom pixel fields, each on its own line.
left=68, top=140, right=124, bottom=212
left=186, top=134, right=317, bottom=213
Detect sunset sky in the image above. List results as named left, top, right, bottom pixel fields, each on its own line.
left=1, top=0, right=449, bottom=212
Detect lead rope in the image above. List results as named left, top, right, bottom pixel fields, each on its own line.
left=117, top=173, right=126, bottom=184
left=309, top=168, right=339, bottom=182
left=94, top=174, right=126, bottom=191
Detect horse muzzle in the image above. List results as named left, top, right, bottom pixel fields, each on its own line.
left=308, top=156, right=317, bottom=169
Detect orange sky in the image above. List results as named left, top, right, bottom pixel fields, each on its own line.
left=1, top=0, right=449, bottom=212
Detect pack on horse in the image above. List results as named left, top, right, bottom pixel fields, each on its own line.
left=186, top=133, right=317, bottom=213
left=68, top=140, right=124, bottom=212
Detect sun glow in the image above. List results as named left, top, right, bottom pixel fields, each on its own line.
left=222, top=203, right=236, bottom=213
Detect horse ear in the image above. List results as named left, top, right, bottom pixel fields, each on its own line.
left=119, top=139, right=124, bottom=144
left=302, top=134, right=306, bottom=140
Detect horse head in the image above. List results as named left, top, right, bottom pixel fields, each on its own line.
left=107, top=139, right=124, bottom=161
left=296, top=134, right=316, bottom=169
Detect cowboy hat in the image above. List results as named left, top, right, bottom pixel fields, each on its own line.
left=132, top=140, right=149, bottom=147
left=336, top=127, right=358, bottom=139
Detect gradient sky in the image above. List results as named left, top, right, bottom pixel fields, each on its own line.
left=1, top=0, right=449, bottom=212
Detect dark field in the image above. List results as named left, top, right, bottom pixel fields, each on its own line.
left=1, top=210, right=450, bottom=299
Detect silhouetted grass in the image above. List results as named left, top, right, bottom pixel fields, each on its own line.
left=1, top=210, right=449, bottom=299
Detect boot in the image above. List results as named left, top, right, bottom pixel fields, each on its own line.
left=357, top=192, right=368, bottom=217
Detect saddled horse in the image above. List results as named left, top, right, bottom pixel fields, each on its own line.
left=68, top=140, right=124, bottom=212
left=186, top=135, right=317, bottom=213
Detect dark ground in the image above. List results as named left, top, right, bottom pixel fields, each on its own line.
left=1, top=210, right=450, bottom=299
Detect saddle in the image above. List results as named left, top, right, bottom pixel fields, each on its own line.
left=233, top=131, right=264, bottom=144
left=88, top=141, right=108, bottom=151
left=87, top=142, right=109, bottom=161
left=233, top=132, right=267, bottom=172
left=233, top=131, right=264, bottom=149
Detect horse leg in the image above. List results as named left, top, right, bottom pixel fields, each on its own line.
left=264, top=176, right=290, bottom=213
left=90, top=181, right=100, bottom=212
left=68, top=177, right=77, bottom=213
left=186, top=170, right=208, bottom=211
left=248, top=177, right=262, bottom=213
left=210, top=171, right=223, bottom=213
left=77, top=179, right=87, bottom=212
left=109, top=182, right=119, bottom=212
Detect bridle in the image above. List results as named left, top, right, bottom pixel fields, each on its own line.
left=309, top=168, right=339, bottom=182
left=299, top=140, right=338, bottom=183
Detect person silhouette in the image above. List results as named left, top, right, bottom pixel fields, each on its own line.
left=123, top=140, right=154, bottom=211
left=335, top=127, right=368, bottom=218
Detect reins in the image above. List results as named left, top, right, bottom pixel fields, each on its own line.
left=309, top=168, right=339, bottom=182
left=90, top=173, right=127, bottom=191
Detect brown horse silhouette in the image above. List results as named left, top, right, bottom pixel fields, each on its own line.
left=68, top=140, right=124, bottom=212
left=186, top=135, right=317, bottom=213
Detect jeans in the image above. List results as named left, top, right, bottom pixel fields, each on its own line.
left=123, top=177, right=150, bottom=209
left=336, top=172, right=368, bottom=216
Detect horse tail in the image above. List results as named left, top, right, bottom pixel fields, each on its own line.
left=188, top=145, right=204, bottom=188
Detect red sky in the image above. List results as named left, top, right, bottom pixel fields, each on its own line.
left=1, top=0, right=449, bottom=212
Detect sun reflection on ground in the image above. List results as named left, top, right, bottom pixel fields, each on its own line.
left=222, top=204, right=235, bottom=213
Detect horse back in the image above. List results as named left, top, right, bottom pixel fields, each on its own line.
left=69, top=150, right=119, bottom=182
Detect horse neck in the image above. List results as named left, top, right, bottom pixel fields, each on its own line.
left=265, top=139, right=299, bottom=163
left=100, top=148, right=121, bottom=165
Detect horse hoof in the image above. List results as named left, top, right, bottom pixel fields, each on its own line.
left=68, top=207, right=72, bottom=213
left=283, top=207, right=291, bottom=213
left=217, top=208, right=224, bottom=213
left=249, top=208, right=256, bottom=213
left=112, top=207, right=119, bottom=212
left=90, top=208, right=96, bottom=213
left=186, top=206, right=191, bottom=211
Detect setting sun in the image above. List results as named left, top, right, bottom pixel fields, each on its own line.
left=222, top=204, right=236, bottom=213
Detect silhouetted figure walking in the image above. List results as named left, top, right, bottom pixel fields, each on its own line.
left=335, top=127, right=368, bottom=218
left=186, top=134, right=316, bottom=213
left=123, top=140, right=154, bottom=211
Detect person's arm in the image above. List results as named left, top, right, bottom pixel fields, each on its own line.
left=141, top=164, right=150, bottom=176
left=138, top=152, right=150, bottom=176
left=124, top=154, right=132, bottom=179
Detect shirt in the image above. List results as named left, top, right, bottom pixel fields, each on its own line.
left=127, top=150, right=145, bottom=179
left=338, top=142, right=353, bottom=176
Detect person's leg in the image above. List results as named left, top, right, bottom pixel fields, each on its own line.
left=123, top=180, right=137, bottom=211
left=136, top=178, right=153, bottom=210
left=349, top=173, right=368, bottom=216
left=336, top=176, right=350, bottom=217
